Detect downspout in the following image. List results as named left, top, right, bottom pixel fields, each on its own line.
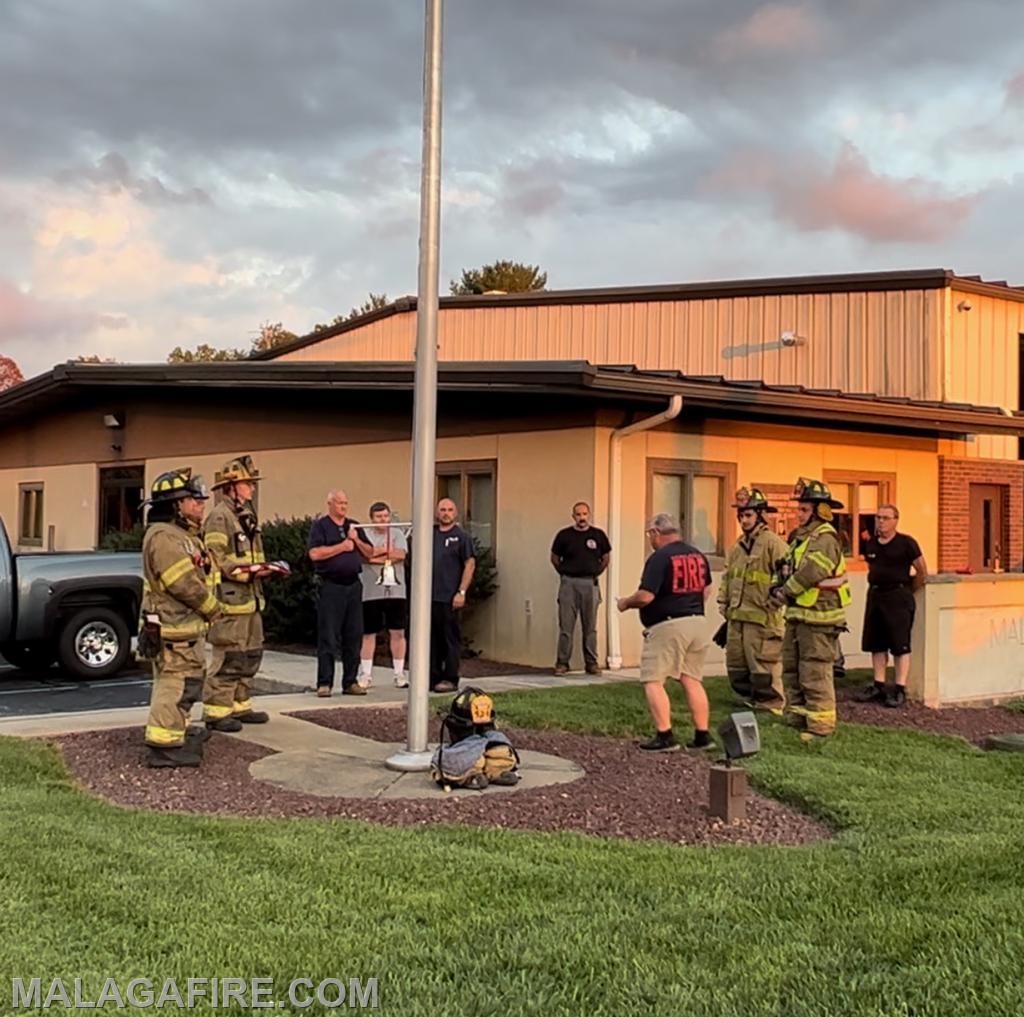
left=605, top=395, right=683, bottom=669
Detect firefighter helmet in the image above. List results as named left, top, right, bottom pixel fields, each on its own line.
left=212, top=454, right=261, bottom=490
left=732, top=487, right=778, bottom=514
left=149, top=468, right=209, bottom=505
left=793, top=477, right=844, bottom=509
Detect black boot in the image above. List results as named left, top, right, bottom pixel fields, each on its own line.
left=884, top=684, right=907, bottom=709
left=146, top=745, right=202, bottom=769
left=235, top=710, right=270, bottom=724
left=853, top=682, right=886, bottom=703
left=206, top=716, right=243, bottom=733
left=184, top=727, right=211, bottom=754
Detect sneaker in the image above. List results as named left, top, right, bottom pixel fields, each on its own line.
left=638, top=733, right=680, bottom=753
left=553, top=664, right=569, bottom=676
left=316, top=686, right=332, bottom=698
left=394, top=673, right=409, bottom=689
left=342, top=683, right=368, bottom=696
left=884, top=685, right=907, bottom=709
left=853, top=682, right=886, bottom=704
left=685, top=736, right=717, bottom=753
left=357, top=673, right=373, bottom=689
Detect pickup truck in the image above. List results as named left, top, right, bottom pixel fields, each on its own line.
left=0, top=517, right=142, bottom=679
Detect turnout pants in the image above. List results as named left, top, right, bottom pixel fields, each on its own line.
left=204, top=612, right=264, bottom=721
left=782, top=622, right=841, bottom=736
left=556, top=575, right=601, bottom=668
left=430, top=601, right=462, bottom=689
left=726, top=620, right=785, bottom=712
left=145, top=639, right=206, bottom=748
left=316, top=580, right=363, bottom=689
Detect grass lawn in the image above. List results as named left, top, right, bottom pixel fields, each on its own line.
left=1, top=675, right=1023, bottom=1015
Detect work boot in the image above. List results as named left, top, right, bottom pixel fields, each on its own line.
left=884, top=685, right=907, bottom=709
left=184, top=726, right=212, bottom=754
left=553, top=664, right=569, bottom=676
left=853, top=682, right=886, bottom=704
left=489, top=771, right=520, bottom=787
left=146, top=745, right=202, bottom=769
left=462, top=772, right=489, bottom=791
left=585, top=663, right=602, bottom=675
left=235, top=710, right=270, bottom=724
left=206, top=716, right=244, bottom=733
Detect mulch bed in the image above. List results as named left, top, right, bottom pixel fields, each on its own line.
left=54, top=716, right=830, bottom=848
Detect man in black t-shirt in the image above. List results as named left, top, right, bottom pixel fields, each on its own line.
left=308, top=490, right=374, bottom=697
left=617, top=512, right=714, bottom=753
left=428, top=498, right=476, bottom=693
left=853, top=503, right=927, bottom=708
left=550, top=501, right=611, bottom=676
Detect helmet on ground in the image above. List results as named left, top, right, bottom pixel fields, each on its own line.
left=442, top=687, right=496, bottom=744
left=793, top=477, right=844, bottom=509
left=150, top=467, right=209, bottom=505
left=732, top=487, right=778, bottom=514
left=213, top=454, right=261, bottom=490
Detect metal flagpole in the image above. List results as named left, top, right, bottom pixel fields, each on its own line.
left=386, top=0, right=444, bottom=771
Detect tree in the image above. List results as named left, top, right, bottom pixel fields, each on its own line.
left=312, top=292, right=390, bottom=332
left=449, top=260, right=547, bottom=295
left=0, top=355, right=24, bottom=392
left=166, top=321, right=298, bottom=363
left=73, top=355, right=119, bottom=364
left=252, top=320, right=298, bottom=353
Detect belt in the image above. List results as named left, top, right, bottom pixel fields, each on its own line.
left=869, top=584, right=910, bottom=593
left=320, top=577, right=360, bottom=587
left=651, top=613, right=702, bottom=625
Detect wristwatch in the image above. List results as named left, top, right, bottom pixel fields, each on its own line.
left=457, top=589, right=466, bottom=596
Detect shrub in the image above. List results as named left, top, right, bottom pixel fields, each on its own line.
left=98, top=524, right=145, bottom=551
left=261, top=516, right=318, bottom=645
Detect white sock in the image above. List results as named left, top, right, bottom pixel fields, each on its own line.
left=393, top=658, right=405, bottom=675
left=359, top=658, right=373, bottom=677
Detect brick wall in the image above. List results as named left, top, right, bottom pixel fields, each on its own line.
left=938, top=457, right=1024, bottom=572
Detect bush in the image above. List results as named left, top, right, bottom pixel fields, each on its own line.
left=260, top=516, right=318, bottom=645
left=98, top=524, right=145, bottom=551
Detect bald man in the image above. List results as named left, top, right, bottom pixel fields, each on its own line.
left=308, top=490, right=373, bottom=696
left=428, top=498, right=476, bottom=693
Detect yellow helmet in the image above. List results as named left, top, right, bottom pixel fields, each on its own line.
left=793, top=477, right=844, bottom=509
left=212, top=454, right=261, bottom=490
left=150, top=467, right=209, bottom=505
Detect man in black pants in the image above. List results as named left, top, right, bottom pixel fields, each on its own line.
left=308, top=490, right=373, bottom=697
left=854, top=503, right=928, bottom=708
left=429, top=498, right=476, bottom=693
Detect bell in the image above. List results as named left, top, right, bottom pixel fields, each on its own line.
left=379, top=561, right=398, bottom=587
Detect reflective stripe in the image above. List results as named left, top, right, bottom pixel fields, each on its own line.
left=204, top=532, right=230, bottom=548
left=746, top=569, right=773, bottom=585
left=158, top=556, right=196, bottom=589
left=221, top=600, right=257, bottom=615
left=232, top=699, right=254, bottom=714
left=203, top=704, right=234, bottom=720
left=785, top=605, right=847, bottom=624
left=199, top=592, right=220, bottom=619
left=786, top=706, right=837, bottom=722
left=145, top=724, right=186, bottom=746
left=161, top=619, right=206, bottom=639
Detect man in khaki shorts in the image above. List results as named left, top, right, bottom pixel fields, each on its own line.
left=617, top=512, right=714, bottom=752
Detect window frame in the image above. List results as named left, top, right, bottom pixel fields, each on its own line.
left=18, top=482, right=44, bottom=547
left=645, top=458, right=737, bottom=564
left=435, top=458, right=498, bottom=554
left=823, top=469, right=897, bottom=565
left=97, top=463, right=146, bottom=542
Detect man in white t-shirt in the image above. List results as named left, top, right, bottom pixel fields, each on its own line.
left=359, top=501, right=409, bottom=688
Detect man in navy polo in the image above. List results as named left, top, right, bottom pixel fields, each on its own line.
left=308, top=489, right=373, bottom=696
left=429, top=498, right=476, bottom=693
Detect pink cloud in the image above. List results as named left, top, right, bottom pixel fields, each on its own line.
left=1006, top=70, right=1024, bottom=106
left=714, top=4, right=825, bottom=60
left=705, top=143, right=977, bottom=244
left=0, top=277, right=119, bottom=344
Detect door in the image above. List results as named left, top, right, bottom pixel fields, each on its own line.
left=968, top=484, right=1005, bottom=572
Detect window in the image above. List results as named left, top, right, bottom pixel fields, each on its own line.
left=646, top=459, right=736, bottom=558
left=436, top=460, right=496, bottom=551
left=99, top=465, right=145, bottom=540
left=823, top=471, right=896, bottom=559
left=969, top=484, right=1007, bottom=572
left=18, top=483, right=44, bottom=547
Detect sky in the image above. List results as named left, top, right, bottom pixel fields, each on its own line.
left=2, top=0, right=1023, bottom=379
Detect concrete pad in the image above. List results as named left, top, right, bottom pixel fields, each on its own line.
left=249, top=740, right=584, bottom=800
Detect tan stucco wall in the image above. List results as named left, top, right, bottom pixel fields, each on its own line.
left=0, top=463, right=98, bottom=551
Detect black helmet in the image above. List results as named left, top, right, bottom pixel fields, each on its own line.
left=732, top=487, right=778, bottom=514
left=149, top=467, right=209, bottom=506
left=793, top=477, right=844, bottom=509
left=442, top=687, right=496, bottom=744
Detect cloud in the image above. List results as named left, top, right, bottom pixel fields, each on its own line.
left=1006, top=70, right=1024, bottom=106
left=54, top=152, right=212, bottom=206
left=0, top=277, right=113, bottom=344
left=713, top=4, right=826, bottom=60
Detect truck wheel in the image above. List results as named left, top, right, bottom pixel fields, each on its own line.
left=57, top=607, right=131, bottom=679
left=2, top=644, right=56, bottom=672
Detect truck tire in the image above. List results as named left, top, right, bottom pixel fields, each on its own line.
left=57, top=607, right=132, bottom=679
left=2, top=644, right=56, bottom=673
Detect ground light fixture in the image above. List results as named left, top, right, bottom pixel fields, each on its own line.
left=708, top=710, right=760, bottom=822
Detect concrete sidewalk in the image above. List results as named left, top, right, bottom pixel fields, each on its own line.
left=0, top=652, right=625, bottom=739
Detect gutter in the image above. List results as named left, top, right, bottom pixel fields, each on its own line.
left=605, top=395, right=683, bottom=669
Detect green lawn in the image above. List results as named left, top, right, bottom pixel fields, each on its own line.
left=1, top=677, right=1023, bottom=1015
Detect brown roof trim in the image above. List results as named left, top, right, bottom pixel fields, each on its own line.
left=2, top=359, right=1021, bottom=438
left=251, top=269, right=962, bottom=361
left=951, top=277, right=1024, bottom=303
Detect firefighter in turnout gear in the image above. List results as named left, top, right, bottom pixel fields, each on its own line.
left=140, top=468, right=222, bottom=768
left=202, top=455, right=274, bottom=731
left=718, top=488, right=789, bottom=714
left=769, top=478, right=851, bottom=741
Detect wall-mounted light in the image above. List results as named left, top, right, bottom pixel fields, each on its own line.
left=103, top=413, right=123, bottom=429
left=957, top=300, right=973, bottom=312
left=779, top=331, right=807, bottom=348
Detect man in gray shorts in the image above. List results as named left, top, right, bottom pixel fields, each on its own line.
left=617, top=513, right=714, bottom=752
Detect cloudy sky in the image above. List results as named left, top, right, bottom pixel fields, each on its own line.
left=2, top=0, right=1023, bottom=378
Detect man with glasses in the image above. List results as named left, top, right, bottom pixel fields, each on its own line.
left=854, top=504, right=927, bottom=708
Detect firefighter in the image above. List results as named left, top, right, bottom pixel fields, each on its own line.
left=769, top=478, right=851, bottom=741
left=718, top=487, right=789, bottom=714
left=202, top=455, right=273, bottom=731
left=139, top=468, right=221, bottom=768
